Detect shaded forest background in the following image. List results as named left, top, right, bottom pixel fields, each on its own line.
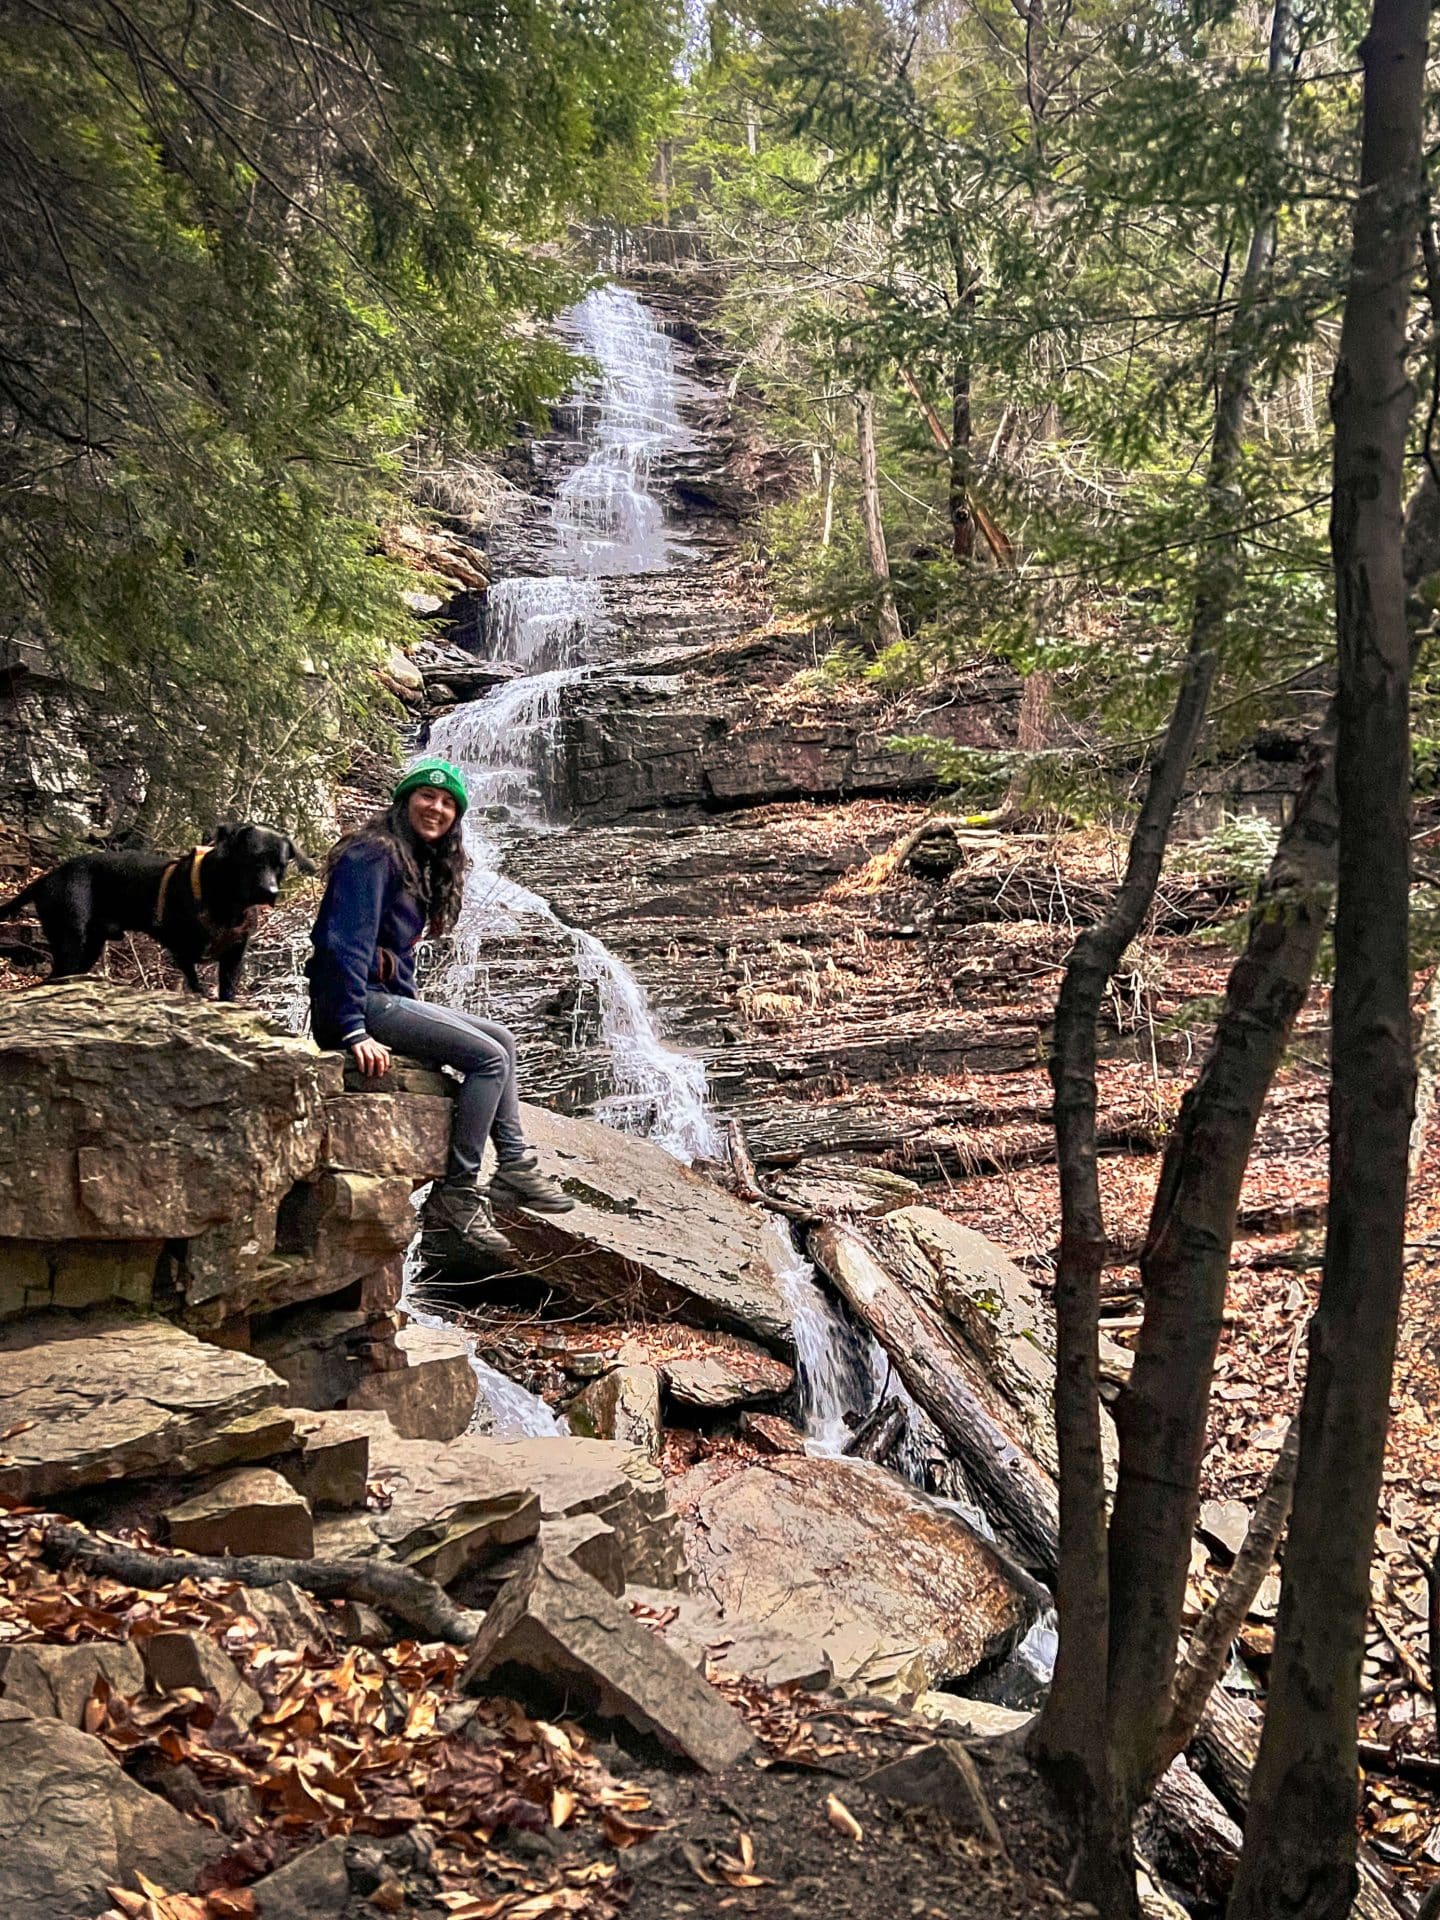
left=4, top=1, right=1440, bottom=1917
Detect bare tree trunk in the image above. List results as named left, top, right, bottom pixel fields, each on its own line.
left=1107, top=685, right=1326, bottom=1806
left=819, top=445, right=836, bottom=550
left=854, top=389, right=904, bottom=651
left=1033, top=6, right=1297, bottom=1873
left=1155, top=1419, right=1300, bottom=1779
left=1029, top=618, right=1216, bottom=1913
left=1228, top=2, right=1427, bottom=1911
left=948, top=256, right=976, bottom=561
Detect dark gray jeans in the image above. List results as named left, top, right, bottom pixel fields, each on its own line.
left=363, top=991, right=526, bottom=1178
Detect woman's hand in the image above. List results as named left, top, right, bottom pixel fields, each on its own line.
left=351, top=1036, right=392, bottom=1078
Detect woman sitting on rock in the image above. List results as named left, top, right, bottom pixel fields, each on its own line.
left=306, top=756, right=574, bottom=1268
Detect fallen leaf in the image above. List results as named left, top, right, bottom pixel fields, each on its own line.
left=825, top=1793, right=863, bottom=1841
left=678, top=1839, right=719, bottom=1884
left=601, top=1807, right=670, bottom=1849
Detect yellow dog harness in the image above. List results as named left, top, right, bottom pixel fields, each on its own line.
left=153, top=846, right=209, bottom=932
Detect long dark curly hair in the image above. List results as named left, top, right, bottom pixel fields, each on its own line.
left=328, top=797, right=467, bottom=936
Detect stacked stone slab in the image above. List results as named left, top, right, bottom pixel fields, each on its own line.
left=0, top=983, right=451, bottom=1408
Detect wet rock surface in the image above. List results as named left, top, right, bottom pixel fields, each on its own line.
left=674, top=1453, right=1037, bottom=1701
left=492, top=1102, right=794, bottom=1349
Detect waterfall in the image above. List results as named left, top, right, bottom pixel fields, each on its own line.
left=486, top=577, right=605, bottom=673
left=551, top=284, right=685, bottom=575
left=764, top=1217, right=881, bottom=1456
left=470, top=1355, right=564, bottom=1437
left=425, top=283, right=720, bottom=1165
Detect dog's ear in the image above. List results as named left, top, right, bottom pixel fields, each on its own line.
left=209, top=820, right=237, bottom=847
left=286, top=838, right=318, bottom=875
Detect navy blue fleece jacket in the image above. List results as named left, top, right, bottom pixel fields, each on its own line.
left=306, top=840, right=427, bottom=1049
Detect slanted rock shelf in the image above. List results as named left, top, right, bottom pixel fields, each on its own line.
left=0, top=964, right=1056, bottom=1905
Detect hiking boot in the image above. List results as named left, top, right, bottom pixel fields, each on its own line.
left=490, top=1150, right=575, bottom=1214
left=418, top=1176, right=516, bottom=1264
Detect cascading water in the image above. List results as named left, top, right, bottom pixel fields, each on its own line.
left=764, top=1218, right=883, bottom=1457
left=766, top=1214, right=1056, bottom=1687
left=485, top=577, right=606, bottom=673
left=404, top=286, right=1054, bottom=1687
left=400, top=1288, right=561, bottom=1436
left=551, top=284, right=684, bottom=575
left=768, top=1218, right=986, bottom=1521
left=424, top=283, right=720, bottom=1165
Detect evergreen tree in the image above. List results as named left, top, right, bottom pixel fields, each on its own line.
left=1, top=0, right=679, bottom=833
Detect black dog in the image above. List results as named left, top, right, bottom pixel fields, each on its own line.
left=1, top=822, right=315, bottom=1001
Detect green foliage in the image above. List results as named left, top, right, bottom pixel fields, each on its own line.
left=1, top=0, right=679, bottom=835
left=673, top=0, right=1364, bottom=775
left=1185, top=812, right=1283, bottom=893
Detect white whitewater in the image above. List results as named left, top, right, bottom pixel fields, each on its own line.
left=426, top=284, right=720, bottom=1165
left=485, top=576, right=605, bottom=674
left=400, top=1290, right=562, bottom=1436
left=470, top=1355, right=564, bottom=1437
left=551, top=283, right=684, bottom=575
left=764, top=1217, right=882, bottom=1456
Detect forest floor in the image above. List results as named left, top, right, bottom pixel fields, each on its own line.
left=6, top=766, right=1440, bottom=1905
left=0, top=1511, right=1090, bottom=1920
left=706, top=796, right=1440, bottom=1891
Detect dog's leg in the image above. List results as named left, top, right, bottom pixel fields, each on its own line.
left=39, top=908, right=105, bottom=981
left=166, top=938, right=205, bottom=994
left=215, top=937, right=249, bottom=1003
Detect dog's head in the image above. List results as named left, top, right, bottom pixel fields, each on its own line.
left=208, top=822, right=317, bottom=909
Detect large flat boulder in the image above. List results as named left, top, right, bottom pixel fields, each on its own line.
left=627, top=1584, right=833, bottom=1691
left=0, top=1700, right=218, bottom=1918
left=674, top=1454, right=1036, bottom=1701
left=499, top=1103, right=792, bottom=1351
left=0, top=982, right=336, bottom=1308
left=0, top=1315, right=285, bottom=1502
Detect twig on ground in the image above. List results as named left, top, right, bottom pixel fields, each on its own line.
left=40, top=1520, right=484, bottom=1645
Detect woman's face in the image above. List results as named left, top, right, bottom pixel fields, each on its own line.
left=406, top=786, right=459, bottom=842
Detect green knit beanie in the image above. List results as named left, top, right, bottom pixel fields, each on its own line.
left=394, top=757, right=469, bottom=816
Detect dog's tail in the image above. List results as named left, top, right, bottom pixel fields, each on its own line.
left=0, top=876, right=43, bottom=917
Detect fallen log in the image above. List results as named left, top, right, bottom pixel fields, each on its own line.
left=842, top=1395, right=906, bottom=1465
left=808, top=1221, right=1060, bottom=1574
left=41, top=1521, right=483, bottom=1646
left=1191, top=1688, right=1407, bottom=1920
left=1142, top=1753, right=1246, bottom=1913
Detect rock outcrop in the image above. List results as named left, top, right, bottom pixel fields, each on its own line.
left=0, top=1700, right=219, bottom=1918
left=674, top=1453, right=1038, bottom=1701
left=0, top=982, right=426, bottom=1347
left=0, top=985, right=796, bottom=1382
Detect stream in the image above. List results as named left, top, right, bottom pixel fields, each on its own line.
left=401, top=283, right=1056, bottom=1686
